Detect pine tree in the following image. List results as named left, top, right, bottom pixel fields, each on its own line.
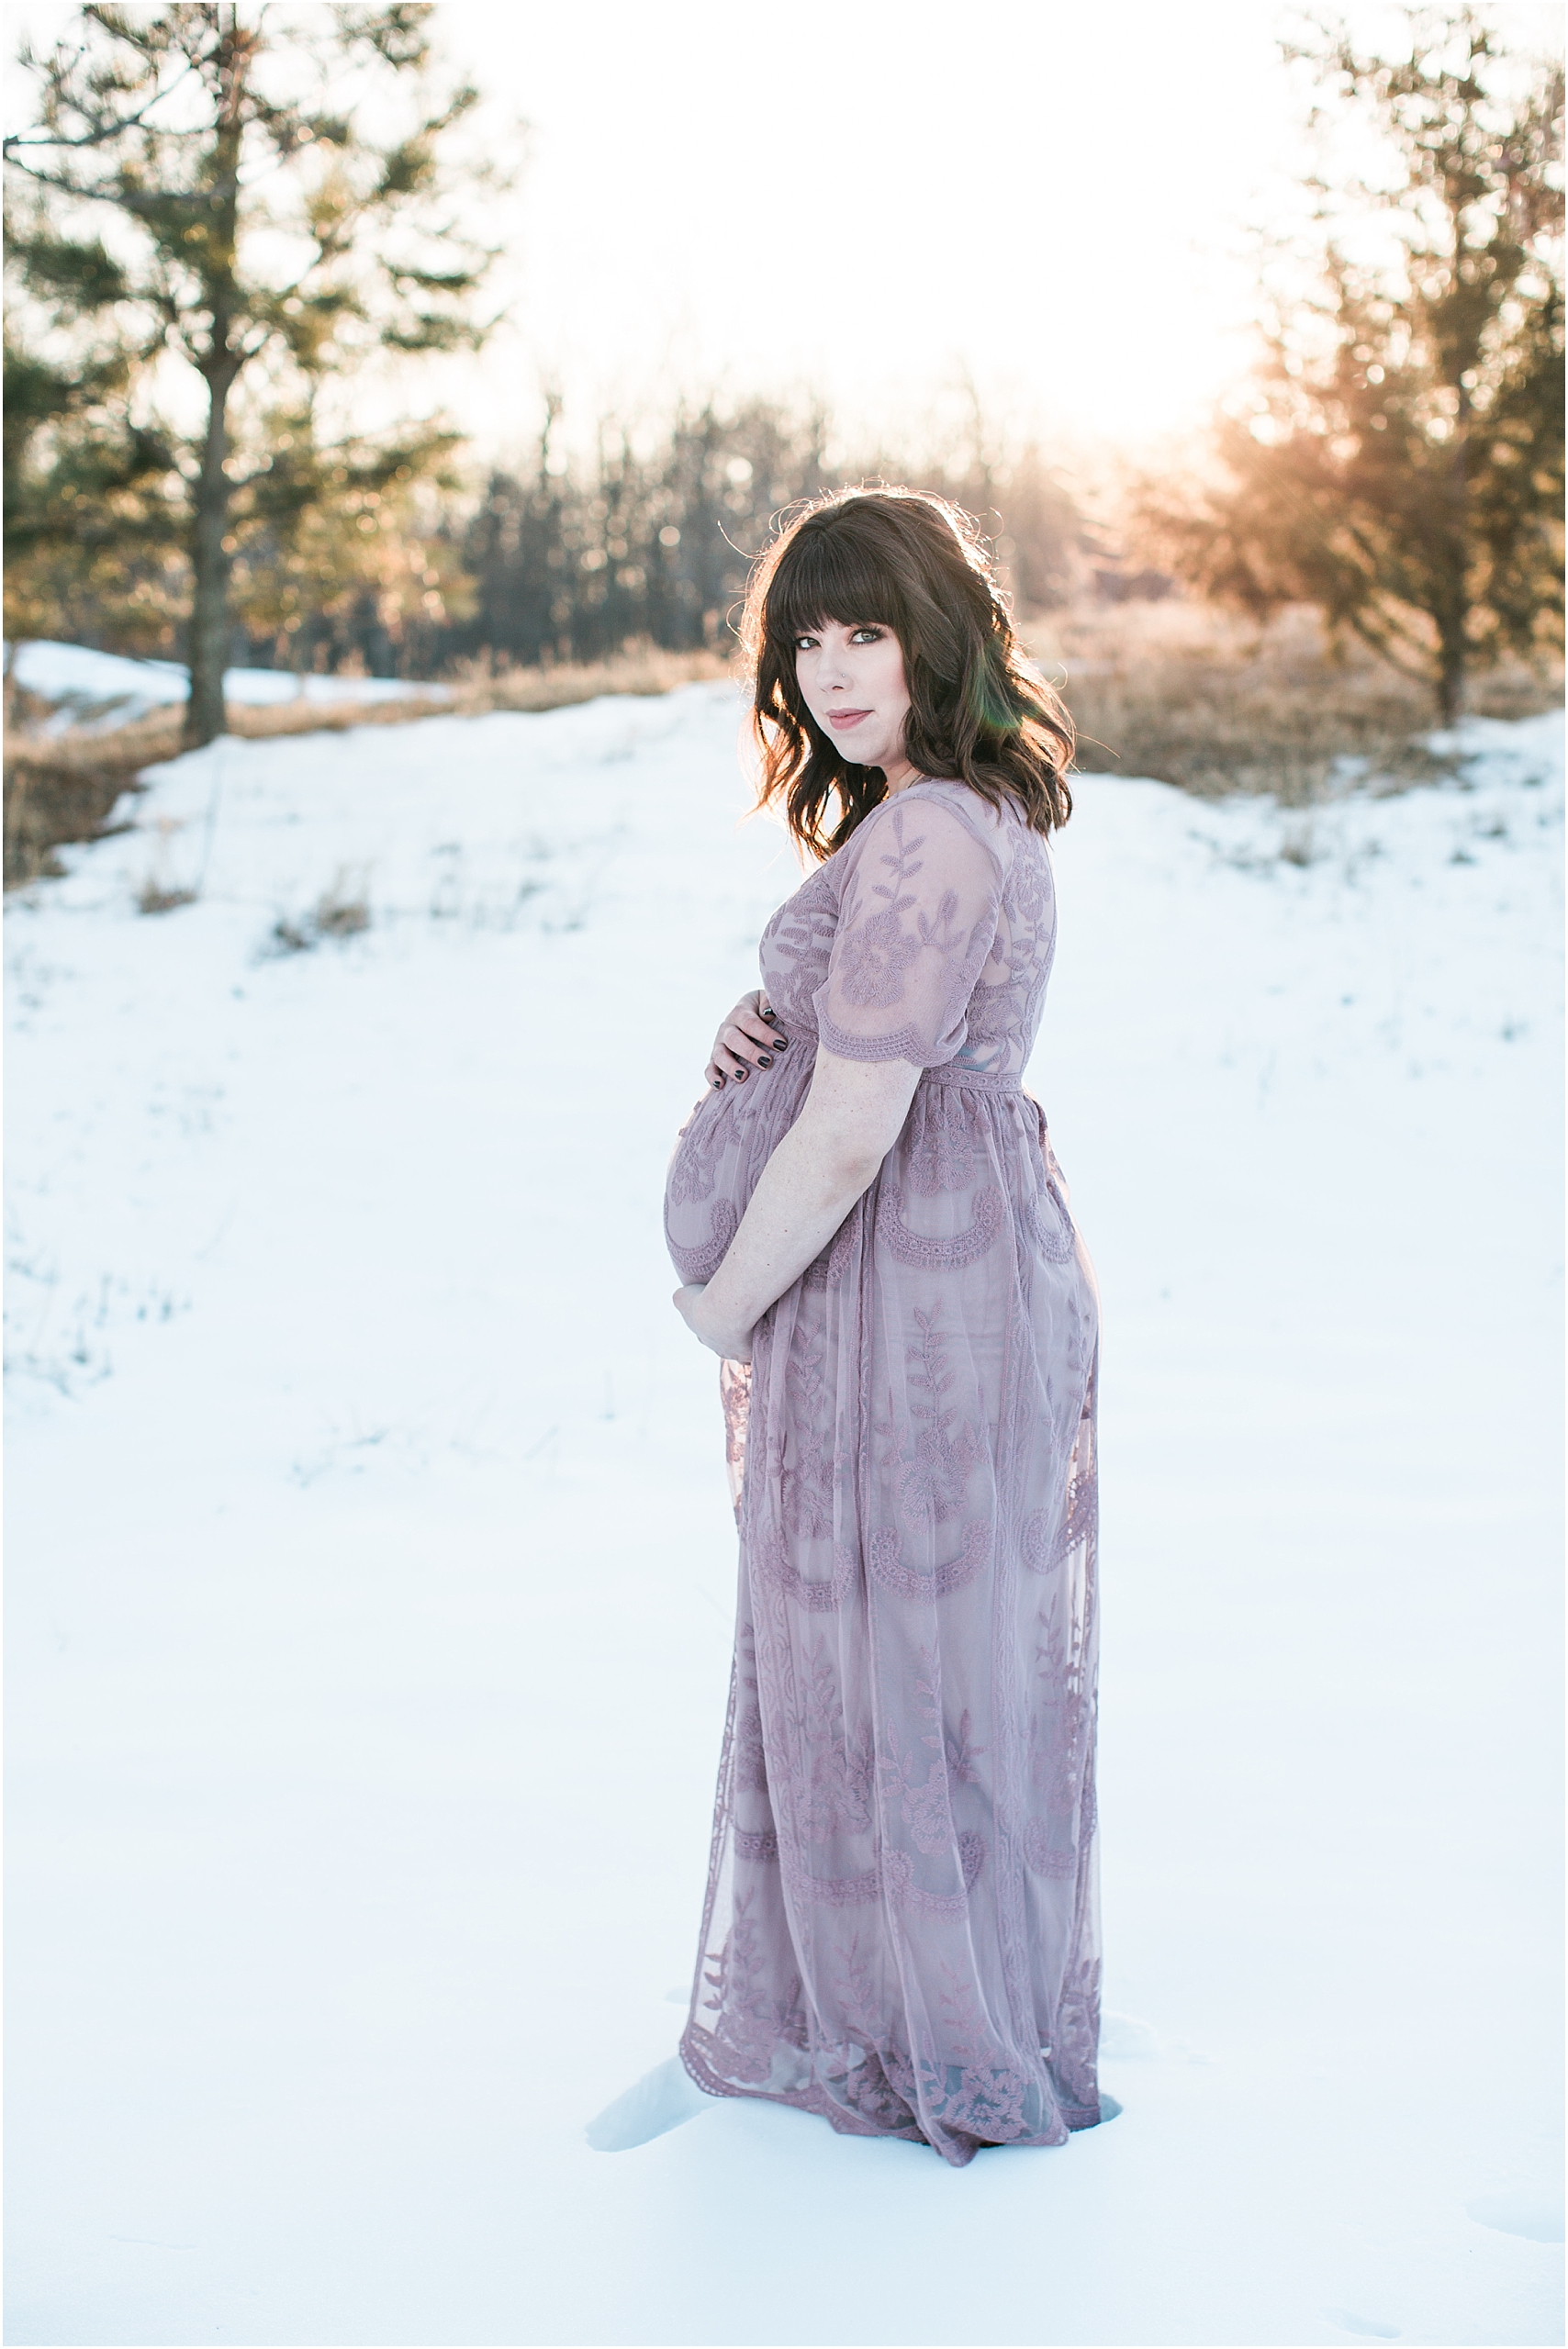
left=5, top=4, right=501, bottom=744
left=1142, top=8, right=1563, bottom=721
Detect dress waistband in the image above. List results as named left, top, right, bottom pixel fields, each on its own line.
left=918, top=1063, right=1022, bottom=1092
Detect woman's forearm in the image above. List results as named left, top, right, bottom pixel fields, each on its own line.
left=700, top=1119, right=879, bottom=1336
left=695, top=1048, right=923, bottom=1343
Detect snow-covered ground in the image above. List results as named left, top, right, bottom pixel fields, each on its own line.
left=7, top=638, right=442, bottom=733
left=6, top=687, right=1562, bottom=2348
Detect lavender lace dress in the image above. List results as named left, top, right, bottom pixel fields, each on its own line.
left=664, top=779, right=1101, bottom=2167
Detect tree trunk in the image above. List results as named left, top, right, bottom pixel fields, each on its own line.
left=184, top=370, right=235, bottom=749
left=1437, top=634, right=1465, bottom=726
left=182, top=16, right=245, bottom=754
left=1439, top=373, right=1473, bottom=730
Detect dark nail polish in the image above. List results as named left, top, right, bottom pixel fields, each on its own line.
left=775, top=1035, right=789, bottom=1047
left=734, top=1066, right=746, bottom=1079
left=756, top=1053, right=773, bottom=1068
left=762, top=1009, right=780, bottom=1025
left=712, top=1076, right=724, bottom=1088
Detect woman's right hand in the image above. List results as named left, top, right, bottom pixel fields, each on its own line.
left=706, top=990, right=790, bottom=1091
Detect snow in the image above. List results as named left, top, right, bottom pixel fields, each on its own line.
left=6, top=686, right=1562, bottom=2348
left=7, top=638, right=443, bottom=732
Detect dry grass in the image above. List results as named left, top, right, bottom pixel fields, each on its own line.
left=6, top=612, right=1560, bottom=889
left=267, top=870, right=373, bottom=954
left=4, top=735, right=150, bottom=890
left=443, top=643, right=730, bottom=716
left=135, top=879, right=198, bottom=916
left=1029, top=601, right=1562, bottom=807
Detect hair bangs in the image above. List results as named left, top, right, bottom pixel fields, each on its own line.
left=765, top=516, right=906, bottom=646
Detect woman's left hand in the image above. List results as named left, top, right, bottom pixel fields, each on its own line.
left=673, top=1283, right=754, bottom=1365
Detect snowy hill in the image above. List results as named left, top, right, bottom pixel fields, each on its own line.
left=6, top=687, right=1562, bottom=2346
left=6, top=637, right=443, bottom=731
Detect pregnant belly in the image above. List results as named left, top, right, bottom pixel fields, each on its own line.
left=664, top=1045, right=814, bottom=1283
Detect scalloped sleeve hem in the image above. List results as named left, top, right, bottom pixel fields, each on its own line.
left=812, top=1008, right=964, bottom=1069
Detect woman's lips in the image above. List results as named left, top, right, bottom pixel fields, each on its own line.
left=826, top=709, right=871, bottom=729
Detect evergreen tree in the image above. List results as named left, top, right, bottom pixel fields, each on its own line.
left=5, top=4, right=501, bottom=744
left=1142, top=7, right=1563, bottom=721
left=3, top=312, right=186, bottom=656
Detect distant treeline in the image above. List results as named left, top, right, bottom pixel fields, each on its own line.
left=230, top=397, right=1107, bottom=682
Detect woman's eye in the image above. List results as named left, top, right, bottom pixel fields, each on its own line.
left=794, top=635, right=817, bottom=652
left=851, top=626, right=883, bottom=643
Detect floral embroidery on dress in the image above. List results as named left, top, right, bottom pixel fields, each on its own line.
left=790, top=1637, right=875, bottom=1842
left=1024, top=1818, right=1080, bottom=1878
left=733, top=1620, right=768, bottom=1794
left=924, top=2058, right=1030, bottom=2144
left=1051, top=1956, right=1103, bottom=2118
left=879, top=1304, right=985, bottom=1527
left=781, top=1852, right=881, bottom=1908
left=868, top=1520, right=991, bottom=1602
left=700, top=1890, right=797, bottom=2085
left=879, top=1718, right=957, bottom=1855
left=839, top=2049, right=923, bottom=2136
left=666, top=1096, right=728, bottom=1207
left=960, top=981, right=1014, bottom=1062
left=904, top=1087, right=981, bottom=1195
left=720, top=1358, right=751, bottom=1517
left=773, top=1307, right=835, bottom=1539
left=882, top=1843, right=980, bottom=1919
left=1021, top=1389, right=1098, bottom=1575
left=667, top=1196, right=737, bottom=1284
left=760, top=867, right=839, bottom=1027
left=1026, top=1178, right=1077, bottom=1264
left=752, top=1523, right=857, bottom=1613
left=877, top=1181, right=1004, bottom=1270
left=833, top=811, right=946, bottom=1008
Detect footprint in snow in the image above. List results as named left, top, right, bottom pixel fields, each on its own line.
left=1465, top=2188, right=1564, bottom=2243
left=1323, top=2310, right=1400, bottom=2341
left=1099, top=2011, right=1162, bottom=2060
left=586, top=2056, right=711, bottom=2152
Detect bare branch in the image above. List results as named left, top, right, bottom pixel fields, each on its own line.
left=3, top=53, right=198, bottom=154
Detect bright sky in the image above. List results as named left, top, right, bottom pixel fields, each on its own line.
left=425, top=0, right=1562, bottom=458
left=6, top=0, right=1563, bottom=460
left=436, top=0, right=1305, bottom=456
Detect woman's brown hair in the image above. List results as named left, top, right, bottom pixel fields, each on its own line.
left=740, top=487, right=1074, bottom=861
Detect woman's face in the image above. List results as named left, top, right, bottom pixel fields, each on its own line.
left=792, top=619, right=912, bottom=774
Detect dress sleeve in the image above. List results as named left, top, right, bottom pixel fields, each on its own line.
left=812, top=792, right=1005, bottom=1069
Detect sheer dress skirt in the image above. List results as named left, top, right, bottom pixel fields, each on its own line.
left=678, top=1065, right=1102, bottom=2168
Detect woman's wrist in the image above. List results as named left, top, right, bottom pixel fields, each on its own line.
left=673, top=1281, right=755, bottom=1362
left=694, top=1284, right=754, bottom=1357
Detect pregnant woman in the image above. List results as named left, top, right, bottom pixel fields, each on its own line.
left=666, top=489, right=1102, bottom=2167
